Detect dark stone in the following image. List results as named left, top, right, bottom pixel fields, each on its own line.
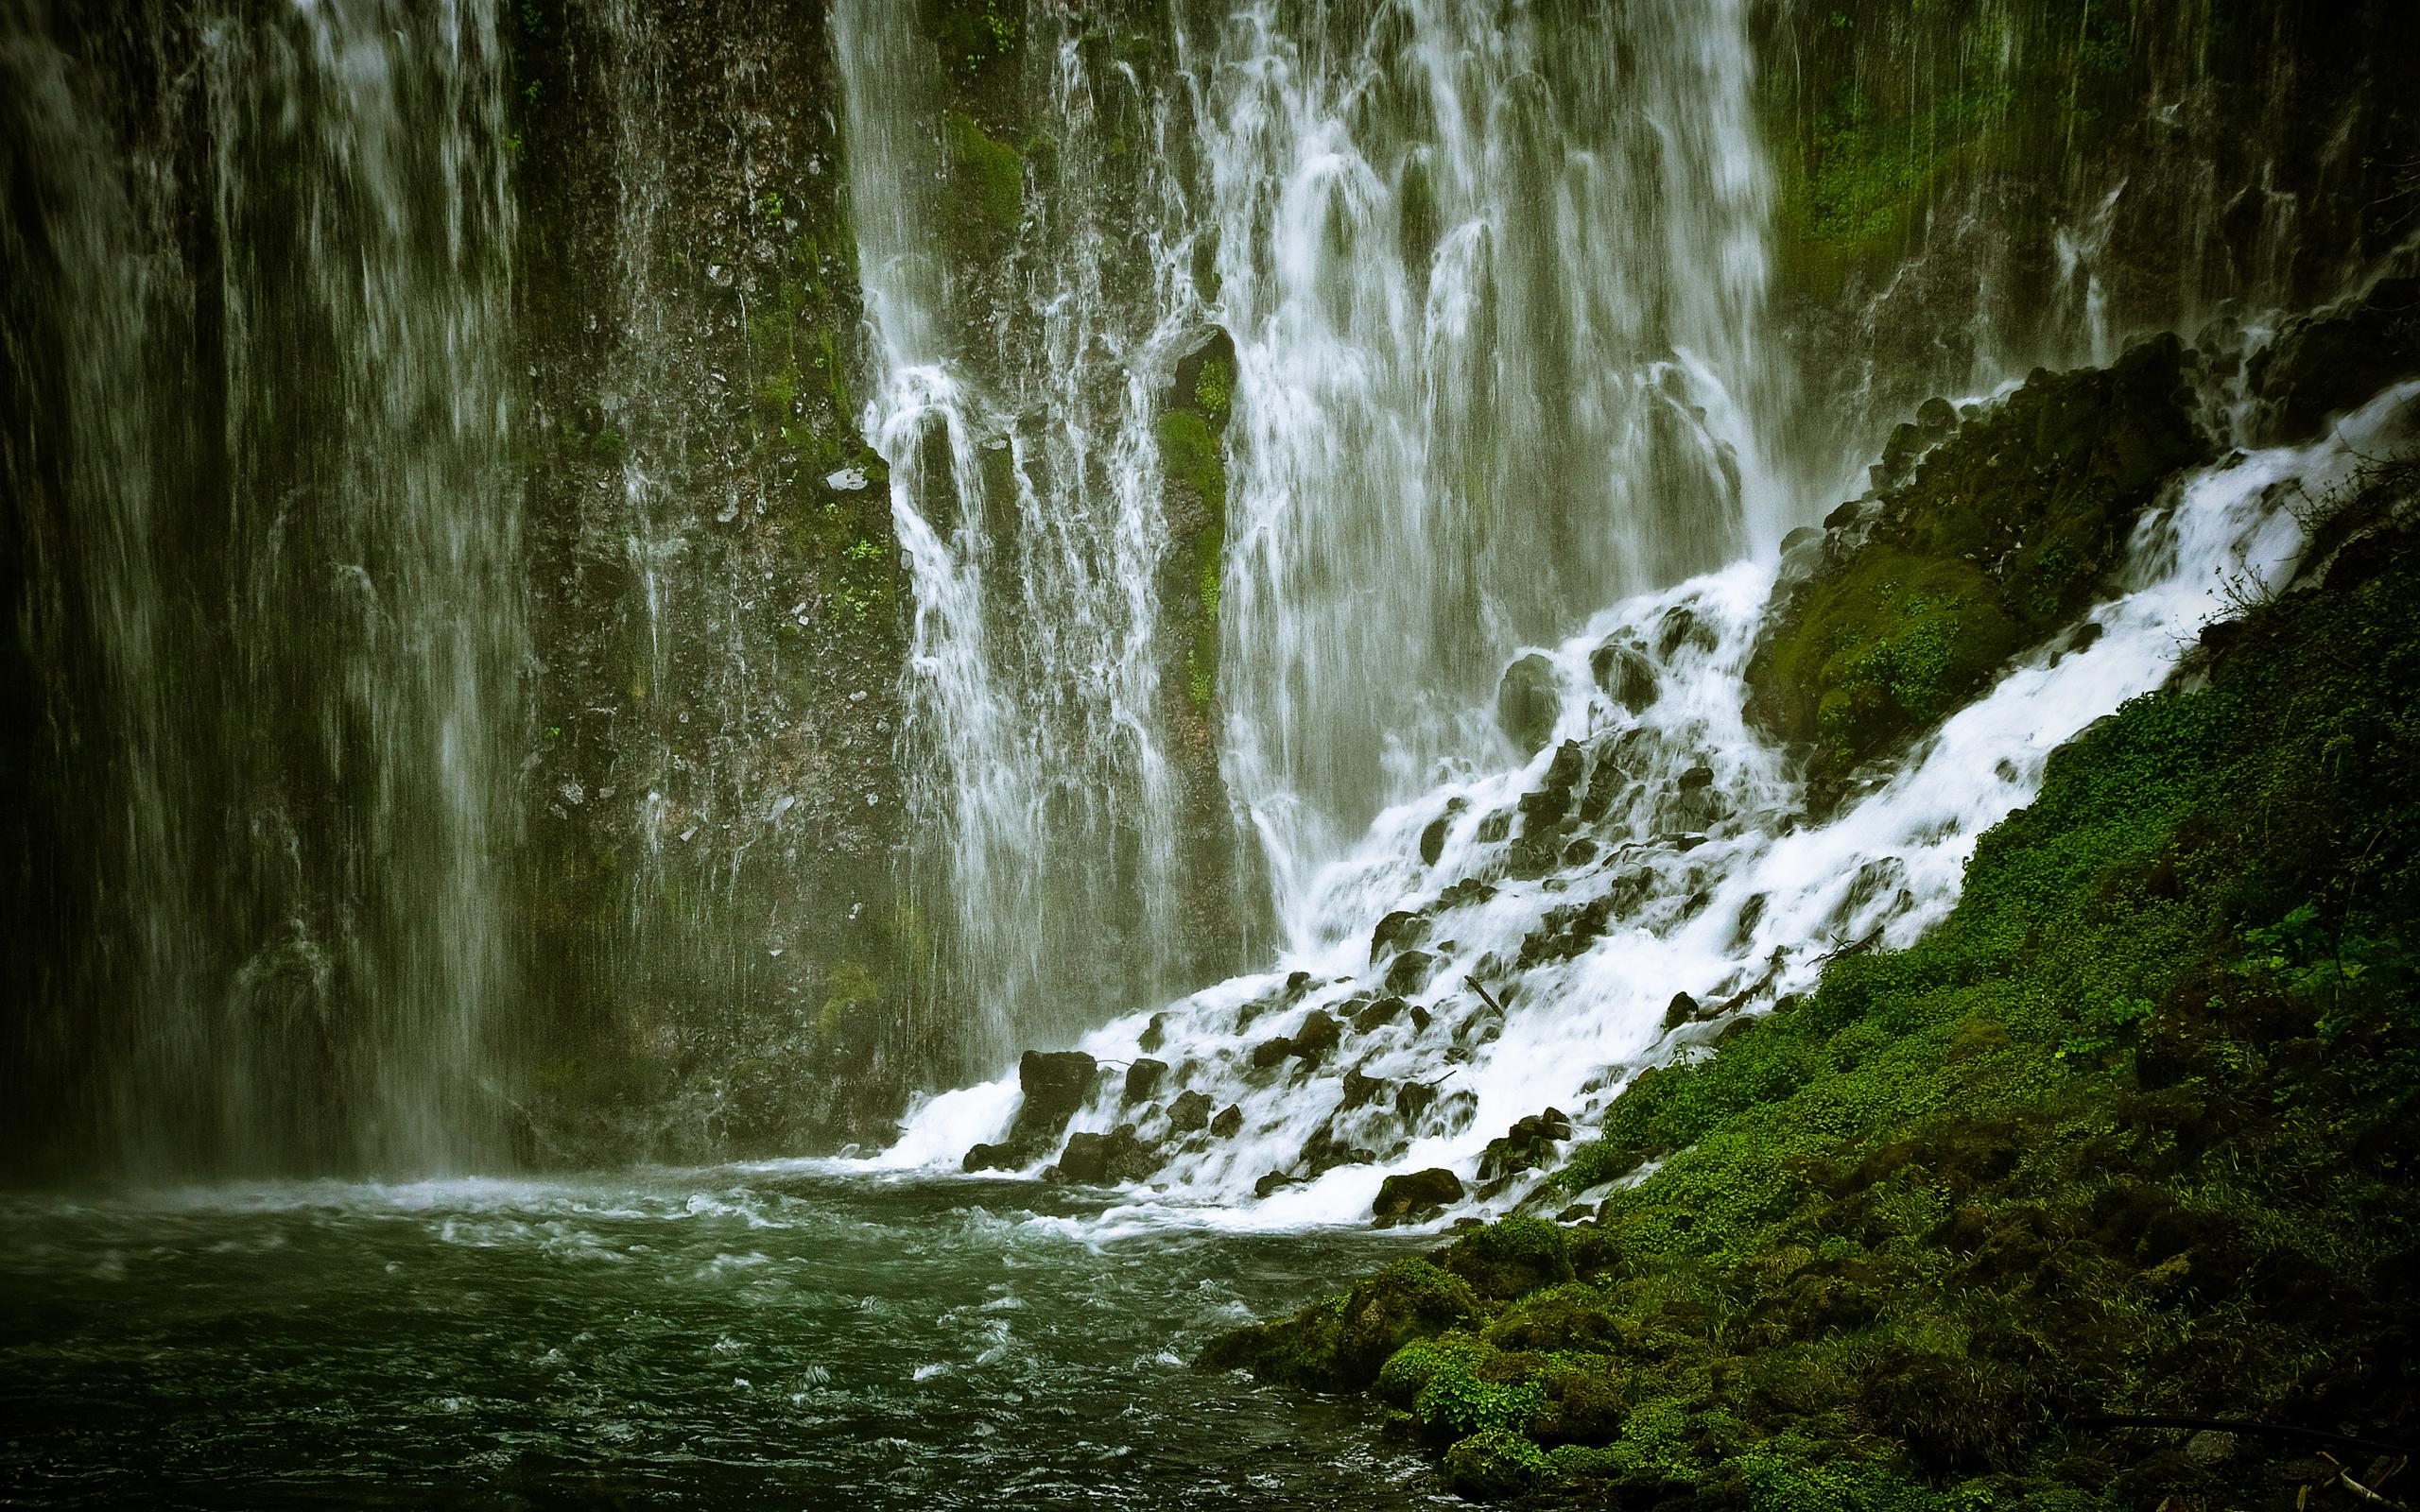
left=1475, top=811, right=1512, bottom=843
left=962, top=1142, right=1015, bottom=1173
left=1341, top=1065, right=1391, bottom=1110
left=1123, top=1057, right=1167, bottom=1105
left=1916, top=395, right=1958, bottom=434
left=1505, top=837, right=1557, bottom=880
left=1396, top=1080, right=1438, bottom=1123
left=1656, top=605, right=1718, bottom=658
left=1290, top=1009, right=1342, bottom=1062
left=1678, top=764, right=1715, bottom=790
left=1138, top=1012, right=1167, bottom=1054
left=1384, top=950, right=1440, bottom=996
left=1373, top=1166, right=1464, bottom=1225
left=1408, top=1005, right=1433, bottom=1034
left=1370, top=909, right=1429, bottom=961
left=1663, top=991, right=1700, bottom=1030
left=1253, top=1169, right=1298, bottom=1199
left=1745, top=334, right=2210, bottom=793
left=1496, top=653, right=1560, bottom=754
left=1563, top=837, right=1598, bottom=867
left=1210, top=1103, right=1244, bottom=1138
left=1056, top=1130, right=1112, bottom=1183
left=1352, top=995, right=1409, bottom=1034
left=1250, top=1036, right=1295, bottom=1070
left=1589, top=641, right=1659, bottom=712
left=1015, top=1050, right=1097, bottom=1138
left=1418, top=814, right=1451, bottom=866
left=1167, top=1088, right=1212, bottom=1133
left=1299, top=1122, right=1377, bottom=1177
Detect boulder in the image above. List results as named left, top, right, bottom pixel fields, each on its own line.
left=963, top=1048, right=1099, bottom=1171
left=1340, top=1065, right=1391, bottom=1110
left=962, top=1142, right=1017, bottom=1173
left=1384, top=950, right=1440, bottom=996
left=1123, top=1057, right=1167, bottom=1105
left=1589, top=641, right=1658, bottom=712
left=1370, top=909, right=1429, bottom=961
left=1210, top=1103, right=1244, bottom=1138
left=1012, top=1050, right=1097, bottom=1141
left=1418, top=813, right=1452, bottom=866
left=1167, top=1088, right=1213, bottom=1133
left=1055, top=1130, right=1113, bottom=1183
left=1290, top=1008, right=1342, bottom=1062
left=1495, top=653, right=1560, bottom=754
left=1373, top=1166, right=1464, bottom=1225
left=1745, top=335, right=2209, bottom=794
left=2248, top=276, right=2420, bottom=444
left=1250, top=1035, right=1295, bottom=1070
left=1352, top=995, right=1409, bottom=1034
left=1663, top=990, right=1701, bottom=1030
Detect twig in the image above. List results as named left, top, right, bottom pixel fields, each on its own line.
left=1469, top=978, right=1508, bottom=1017
left=2324, top=1453, right=2411, bottom=1510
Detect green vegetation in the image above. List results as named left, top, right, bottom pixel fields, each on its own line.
left=1208, top=451, right=2420, bottom=1505
left=943, top=111, right=1026, bottom=244
left=1747, top=335, right=2208, bottom=790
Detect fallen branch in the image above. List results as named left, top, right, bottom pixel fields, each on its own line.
left=1469, top=978, right=1508, bottom=1017
left=1813, top=926, right=1885, bottom=963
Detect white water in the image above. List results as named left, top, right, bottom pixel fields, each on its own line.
left=836, top=0, right=1790, bottom=1072
left=878, top=380, right=2416, bottom=1227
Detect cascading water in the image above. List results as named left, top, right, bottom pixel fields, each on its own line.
left=1206, top=0, right=1787, bottom=910
left=838, top=0, right=1790, bottom=1072
left=838, top=0, right=1223, bottom=1071
left=0, top=0, right=522, bottom=1177
left=887, top=376, right=2419, bottom=1220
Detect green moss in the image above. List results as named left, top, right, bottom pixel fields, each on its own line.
left=943, top=111, right=1025, bottom=244
left=1440, top=1427, right=1549, bottom=1500
left=1213, top=452, right=2420, bottom=1505
left=1159, top=406, right=1228, bottom=713
left=1748, top=336, right=2208, bottom=784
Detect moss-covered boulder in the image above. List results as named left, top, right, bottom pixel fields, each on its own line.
left=1197, top=1257, right=1480, bottom=1391
left=1747, top=335, right=2209, bottom=788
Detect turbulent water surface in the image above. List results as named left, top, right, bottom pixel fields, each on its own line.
left=1, top=1173, right=1444, bottom=1508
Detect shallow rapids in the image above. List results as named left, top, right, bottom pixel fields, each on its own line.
left=1, top=1173, right=1443, bottom=1509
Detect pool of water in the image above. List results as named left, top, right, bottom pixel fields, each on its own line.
left=0, top=1167, right=1450, bottom=1508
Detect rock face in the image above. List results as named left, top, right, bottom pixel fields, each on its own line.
left=1496, top=653, right=1561, bottom=754
left=2248, top=276, right=2420, bottom=444
left=1374, top=1167, right=1465, bottom=1225
left=1745, top=335, right=2210, bottom=795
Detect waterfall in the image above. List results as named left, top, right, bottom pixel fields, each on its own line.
left=837, top=0, right=1213, bottom=1073
left=0, top=0, right=522, bottom=1177
left=836, top=0, right=1787, bottom=1073
left=1203, top=0, right=1784, bottom=928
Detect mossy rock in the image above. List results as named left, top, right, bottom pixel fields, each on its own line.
left=1440, top=1427, right=1549, bottom=1500
left=942, top=111, right=1024, bottom=248
left=1439, top=1215, right=1575, bottom=1301
left=1747, top=335, right=2208, bottom=784
left=1199, top=1257, right=1480, bottom=1391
